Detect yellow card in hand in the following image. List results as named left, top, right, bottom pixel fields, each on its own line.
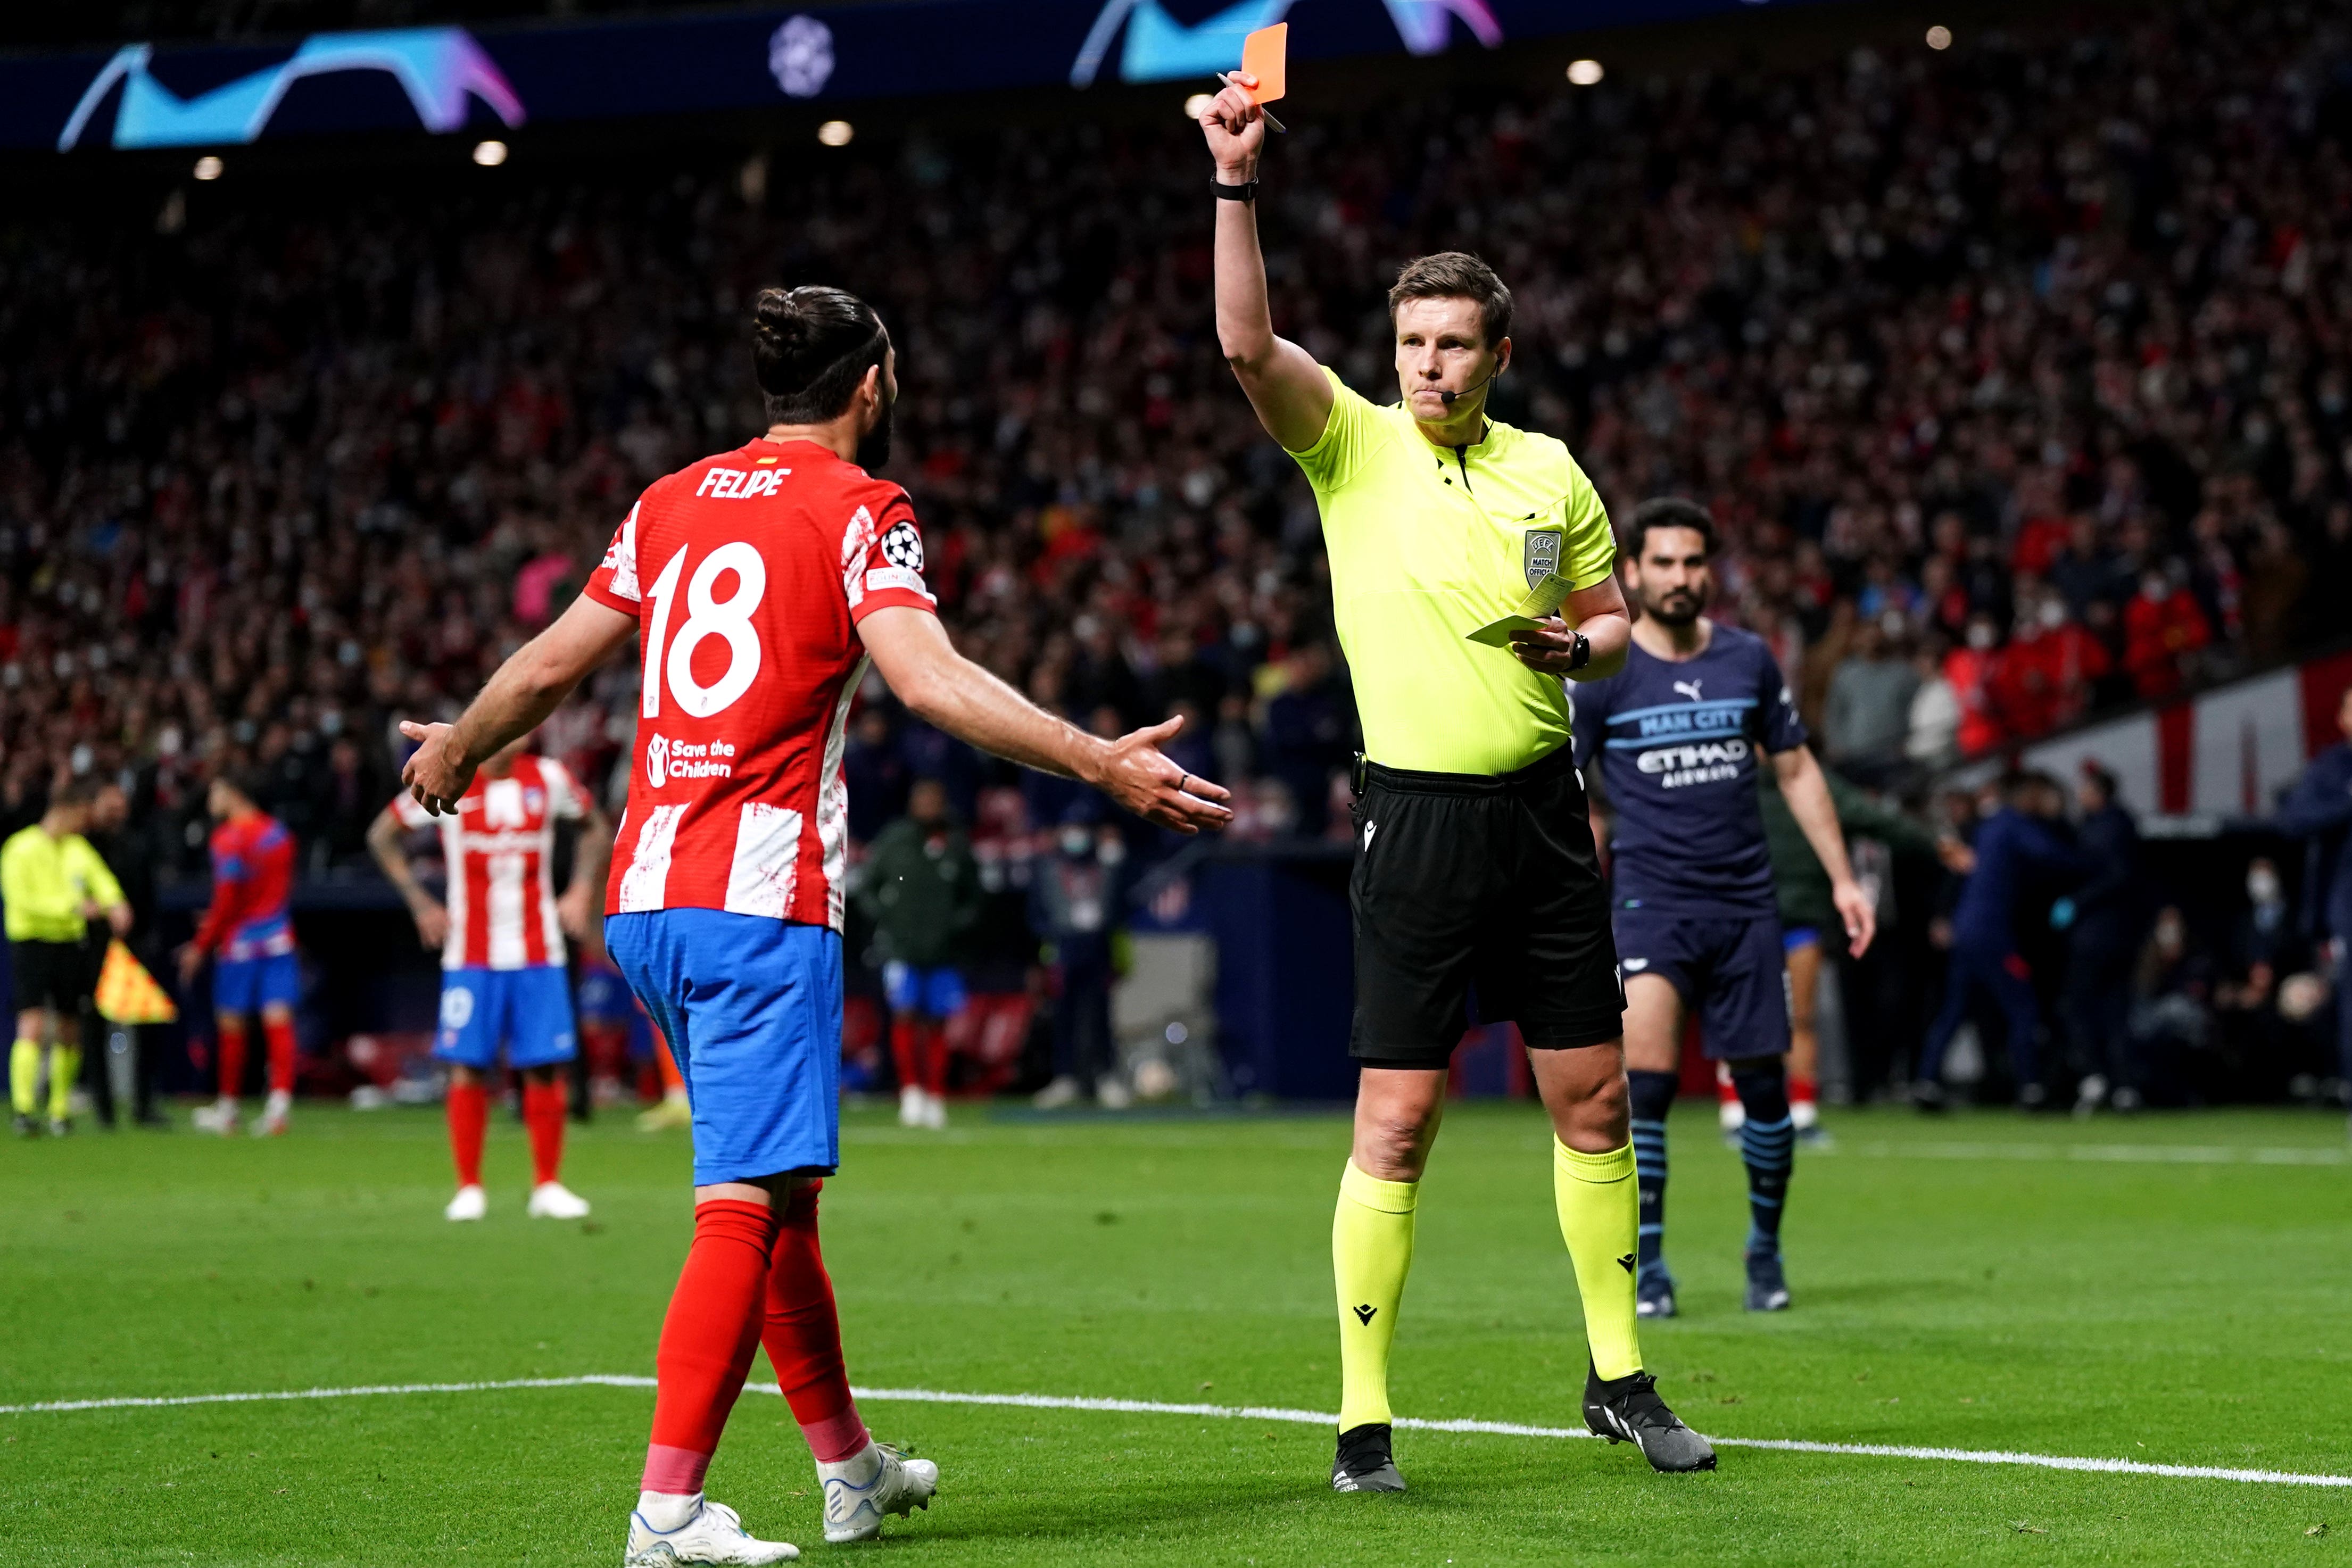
left=1469, top=525, right=1573, bottom=646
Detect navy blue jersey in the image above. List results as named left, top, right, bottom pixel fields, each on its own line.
left=1570, top=625, right=1807, bottom=914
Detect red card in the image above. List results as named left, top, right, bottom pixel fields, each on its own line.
left=1241, top=23, right=1288, bottom=105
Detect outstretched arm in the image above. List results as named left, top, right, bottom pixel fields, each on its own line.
left=1202, top=74, right=1332, bottom=454
left=1773, top=745, right=1877, bottom=957
left=400, top=594, right=637, bottom=815
left=859, top=606, right=1232, bottom=835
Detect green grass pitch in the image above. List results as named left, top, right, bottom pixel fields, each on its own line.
left=2, top=1099, right=2347, bottom=1565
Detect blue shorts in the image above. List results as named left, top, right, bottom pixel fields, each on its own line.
left=606, top=909, right=843, bottom=1184
left=434, top=966, right=578, bottom=1070
left=1782, top=925, right=1821, bottom=953
left=1613, top=905, right=1791, bottom=1063
left=882, top=961, right=966, bottom=1018
left=214, top=952, right=300, bottom=1015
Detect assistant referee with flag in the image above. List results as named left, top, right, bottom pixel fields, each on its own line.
left=1200, top=77, right=1713, bottom=1488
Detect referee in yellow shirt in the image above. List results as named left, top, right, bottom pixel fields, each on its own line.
left=3, top=777, right=132, bottom=1135
left=1201, top=79, right=1713, bottom=1488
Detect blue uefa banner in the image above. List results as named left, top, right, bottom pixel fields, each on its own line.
left=9, top=0, right=1828, bottom=154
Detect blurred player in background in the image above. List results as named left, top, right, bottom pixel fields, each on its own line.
left=575, top=945, right=643, bottom=1108
left=401, top=284, right=1228, bottom=1563
left=636, top=1029, right=693, bottom=1132
left=4, top=778, right=131, bottom=1135
left=181, top=773, right=301, bottom=1137
left=856, top=776, right=979, bottom=1129
left=367, top=735, right=609, bottom=1221
left=1736, top=758, right=1942, bottom=1144
left=1572, top=500, right=1874, bottom=1318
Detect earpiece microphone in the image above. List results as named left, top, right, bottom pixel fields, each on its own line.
left=1437, top=366, right=1501, bottom=405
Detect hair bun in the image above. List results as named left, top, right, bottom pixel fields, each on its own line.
left=752, top=287, right=819, bottom=359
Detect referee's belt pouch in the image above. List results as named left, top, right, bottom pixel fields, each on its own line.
left=1348, top=751, right=1369, bottom=799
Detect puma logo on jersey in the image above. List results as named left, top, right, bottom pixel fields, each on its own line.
left=694, top=466, right=791, bottom=500
left=1672, top=679, right=1705, bottom=703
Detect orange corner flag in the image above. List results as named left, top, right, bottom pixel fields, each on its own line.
left=95, top=940, right=178, bottom=1025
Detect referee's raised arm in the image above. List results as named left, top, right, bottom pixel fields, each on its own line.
left=1200, top=73, right=1332, bottom=453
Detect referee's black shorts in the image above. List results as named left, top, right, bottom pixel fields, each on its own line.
left=12, top=939, right=97, bottom=1015
left=1348, top=743, right=1623, bottom=1068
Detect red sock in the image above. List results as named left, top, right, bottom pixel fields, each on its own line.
left=448, top=1081, right=488, bottom=1188
left=889, top=1017, right=921, bottom=1093
left=1715, top=1061, right=1737, bottom=1105
left=1790, top=1074, right=1818, bottom=1109
left=764, top=1183, right=868, bottom=1463
left=642, top=1199, right=780, bottom=1495
left=524, top=1079, right=567, bottom=1187
left=263, top=1014, right=297, bottom=1095
left=922, top=1022, right=950, bottom=1097
left=216, top=1017, right=247, bottom=1099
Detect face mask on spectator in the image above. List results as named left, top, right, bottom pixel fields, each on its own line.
left=2247, top=868, right=2281, bottom=906
left=2038, top=598, right=2066, bottom=628
left=1967, top=621, right=1995, bottom=651
left=1060, top=826, right=1092, bottom=857
left=2141, top=574, right=2171, bottom=602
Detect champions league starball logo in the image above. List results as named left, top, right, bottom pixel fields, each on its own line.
left=768, top=15, right=837, bottom=98
left=879, top=519, right=925, bottom=573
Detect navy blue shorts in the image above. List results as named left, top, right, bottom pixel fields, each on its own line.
left=1613, top=904, right=1791, bottom=1063
left=607, top=909, right=843, bottom=1185
left=434, top=966, right=578, bottom=1070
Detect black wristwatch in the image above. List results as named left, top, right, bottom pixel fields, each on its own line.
left=1212, top=176, right=1258, bottom=202
left=1566, top=630, right=1591, bottom=674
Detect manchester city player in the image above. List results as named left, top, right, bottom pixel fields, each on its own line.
left=1572, top=499, right=1875, bottom=1316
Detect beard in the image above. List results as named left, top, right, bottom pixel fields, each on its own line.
left=854, top=395, right=895, bottom=471
left=1641, top=585, right=1707, bottom=626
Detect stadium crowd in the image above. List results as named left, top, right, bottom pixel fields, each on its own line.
left=1, top=1, right=2349, bottom=1107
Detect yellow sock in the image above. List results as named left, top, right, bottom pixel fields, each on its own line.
left=9, top=1039, right=37, bottom=1116
left=47, top=1045, right=79, bottom=1121
left=1553, top=1138, right=1643, bottom=1381
left=1332, top=1160, right=1417, bottom=1431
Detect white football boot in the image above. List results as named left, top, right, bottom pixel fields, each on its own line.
left=445, top=1184, right=487, bottom=1222
left=528, top=1181, right=592, bottom=1219
left=819, top=1441, right=938, bottom=1544
left=897, top=1084, right=924, bottom=1127
left=624, top=1496, right=798, bottom=1565
left=191, top=1098, right=240, bottom=1135
left=918, top=1091, right=947, bottom=1131
left=256, top=1090, right=292, bottom=1136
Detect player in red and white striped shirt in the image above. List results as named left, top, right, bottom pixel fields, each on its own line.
left=400, top=284, right=1230, bottom=1563
left=368, top=736, right=611, bottom=1223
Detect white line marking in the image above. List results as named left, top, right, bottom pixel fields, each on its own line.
left=1833, top=1140, right=2349, bottom=1167
left=0, top=1375, right=657, bottom=1414
left=5, top=1375, right=2346, bottom=1490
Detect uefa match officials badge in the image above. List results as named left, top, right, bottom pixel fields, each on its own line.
left=1469, top=524, right=1572, bottom=647
left=1522, top=525, right=1563, bottom=590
